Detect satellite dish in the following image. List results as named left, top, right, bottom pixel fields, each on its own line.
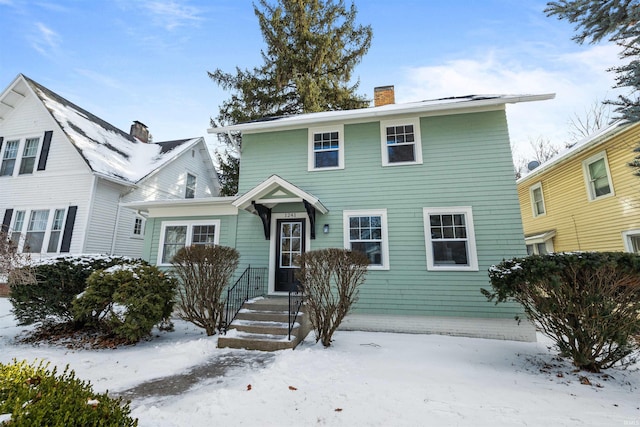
left=527, top=160, right=540, bottom=171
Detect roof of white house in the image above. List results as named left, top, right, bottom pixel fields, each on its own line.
left=0, top=74, right=204, bottom=185
left=517, top=120, right=632, bottom=184
left=208, top=93, right=555, bottom=135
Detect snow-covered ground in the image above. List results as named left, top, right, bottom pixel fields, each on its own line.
left=0, top=297, right=638, bottom=426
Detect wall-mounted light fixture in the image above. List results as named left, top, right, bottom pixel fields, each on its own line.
left=323, top=224, right=330, bottom=234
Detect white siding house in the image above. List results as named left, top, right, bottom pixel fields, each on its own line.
left=0, top=74, right=220, bottom=260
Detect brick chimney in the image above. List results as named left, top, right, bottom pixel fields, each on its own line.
left=130, top=120, right=150, bottom=143
left=374, top=85, right=395, bottom=107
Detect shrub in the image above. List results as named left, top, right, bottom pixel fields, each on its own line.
left=0, top=230, right=35, bottom=289
left=484, top=252, right=640, bottom=372
left=171, top=245, right=240, bottom=336
left=296, top=248, right=369, bottom=347
left=10, top=255, right=144, bottom=326
left=0, top=359, right=137, bottom=426
left=73, top=263, right=177, bottom=343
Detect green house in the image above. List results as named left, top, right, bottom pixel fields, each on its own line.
left=125, top=88, right=553, bottom=342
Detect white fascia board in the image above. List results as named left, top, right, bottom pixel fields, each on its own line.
left=208, top=94, right=555, bottom=135
left=121, top=197, right=238, bottom=217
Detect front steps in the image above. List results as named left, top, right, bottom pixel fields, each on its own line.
left=218, top=297, right=311, bottom=351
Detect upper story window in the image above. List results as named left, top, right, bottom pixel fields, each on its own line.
left=423, top=207, right=478, bottom=271
left=185, top=173, right=196, bottom=199
left=381, top=118, right=423, bottom=166
left=158, top=220, right=220, bottom=265
left=530, top=183, right=546, bottom=217
left=1, top=140, right=19, bottom=176
left=343, top=209, right=389, bottom=270
left=582, top=152, right=614, bottom=201
left=308, top=125, right=344, bottom=171
left=19, top=138, right=40, bottom=175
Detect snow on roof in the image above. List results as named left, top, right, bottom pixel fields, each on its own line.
left=24, top=75, right=200, bottom=184
left=517, top=120, right=632, bottom=183
left=209, top=93, right=555, bottom=134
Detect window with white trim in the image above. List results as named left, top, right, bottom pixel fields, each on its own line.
left=308, top=125, right=344, bottom=171
left=10, top=210, right=25, bottom=250
left=530, top=182, right=546, bottom=217
left=18, top=137, right=39, bottom=175
left=24, top=210, right=49, bottom=253
left=381, top=118, right=423, bottom=166
left=1, top=140, right=19, bottom=176
left=132, top=216, right=145, bottom=238
left=158, top=220, right=220, bottom=265
left=343, top=209, right=389, bottom=270
left=622, top=229, right=640, bottom=254
left=46, top=209, right=65, bottom=252
left=185, top=173, right=196, bottom=199
left=423, top=207, right=478, bottom=271
left=582, top=152, right=614, bottom=200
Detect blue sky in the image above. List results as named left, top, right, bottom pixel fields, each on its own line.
left=0, top=0, right=622, bottom=160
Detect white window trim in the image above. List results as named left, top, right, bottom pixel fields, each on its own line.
left=185, top=172, right=197, bottom=199
left=9, top=207, right=68, bottom=254
left=308, top=124, right=345, bottom=171
left=131, top=215, right=146, bottom=239
left=529, top=182, right=546, bottom=217
left=157, top=219, right=220, bottom=266
left=582, top=151, right=614, bottom=201
left=0, top=136, right=43, bottom=177
left=622, top=229, right=640, bottom=253
left=343, top=209, right=390, bottom=270
left=380, top=118, right=423, bottom=166
left=423, top=206, right=479, bottom=271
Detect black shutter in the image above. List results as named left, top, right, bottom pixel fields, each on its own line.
left=37, top=131, right=53, bottom=171
left=0, top=136, right=4, bottom=153
left=60, top=206, right=77, bottom=253
left=1, top=209, right=13, bottom=233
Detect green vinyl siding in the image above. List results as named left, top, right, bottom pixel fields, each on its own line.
left=235, top=110, right=527, bottom=320
left=144, top=214, right=238, bottom=269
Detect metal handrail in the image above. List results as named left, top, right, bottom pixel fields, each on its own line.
left=288, top=286, right=304, bottom=340
left=222, top=265, right=267, bottom=333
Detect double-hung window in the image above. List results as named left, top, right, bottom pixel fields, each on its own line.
left=423, top=207, right=478, bottom=271
left=1, top=140, right=19, bottom=176
left=343, top=209, right=389, bottom=270
left=24, top=210, right=49, bottom=253
left=158, top=220, right=220, bottom=265
left=582, top=152, right=614, bottom=200
left=308, top=125, right=344, bottom=171
left=132, top=216, right=145, bottom=238
left=530, top=183, right=545, bottom=217
left=19, top=138, right=39, bottom=175
left=185, top=173, right=196, bottom=199
left=46, top=209, right=65, bottom=252
left=381, top=118, right=423, bottom=166
left=10, top=210, right=25, bottom=249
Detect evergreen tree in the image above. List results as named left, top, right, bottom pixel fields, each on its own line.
left=546, top=0, right=640, bottom=175
left=209, top=0, right=373, bottom=194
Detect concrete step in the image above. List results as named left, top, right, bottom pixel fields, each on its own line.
left=218, top=297, right=311, bottom=351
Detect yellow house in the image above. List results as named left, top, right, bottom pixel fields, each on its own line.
left=517, top=121, right=640, bottom=255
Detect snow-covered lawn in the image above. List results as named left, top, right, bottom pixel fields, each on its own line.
left=0, top=297, right=638, bottom=426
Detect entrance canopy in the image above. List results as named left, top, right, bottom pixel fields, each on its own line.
left=233, top=175, right=328, bottom=239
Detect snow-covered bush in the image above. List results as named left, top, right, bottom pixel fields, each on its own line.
left=296, top=248, right=369, bottom=347
left=9, top=255, right=143, bottom=326
left=171, top=245, right=239, bottom=336
left=73, top=263, right=177, bottom=343
left=484, top=252, right=640, bottom=372
left=0, top=359, right=137, bottom=426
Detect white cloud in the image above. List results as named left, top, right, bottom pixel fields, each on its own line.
left=397, top=44, right=623, bottom=160
left=143, top=1, right=203, bottom=30
left=30, top=22, right=61, bottom=57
